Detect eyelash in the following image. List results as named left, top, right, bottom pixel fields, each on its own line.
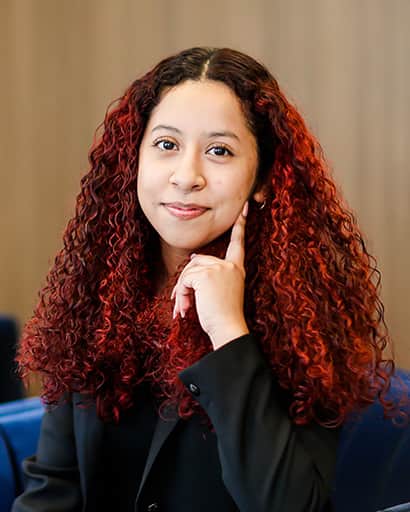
left=152, top=138, right=233, bottom=157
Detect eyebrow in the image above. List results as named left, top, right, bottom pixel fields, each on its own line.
left=151, top=124, right=241, bottom=142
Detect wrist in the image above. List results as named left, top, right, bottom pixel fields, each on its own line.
left=209, top=320, right=250, bottom=350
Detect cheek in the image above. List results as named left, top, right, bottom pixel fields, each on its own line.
left=136, top=171, right=154, bottom=211
left=136, top=172, right=145, bottom=202
left=137, top=168, right=157, bottom=195
left=212, top=185, right=248, bottom=215
left=137, top=151, right=156, bottom=188
left=223, top=177, right=253, bottom=203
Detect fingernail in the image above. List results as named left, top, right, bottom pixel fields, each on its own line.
left=190, top=253, right=197, bottom=259
left=172, top=304, right=177, bottom=319
left=242, top=201, right=248, bottom=217
left=181, top=309, right=185, bottom=319
left=171, top=287, right=175, bottom=300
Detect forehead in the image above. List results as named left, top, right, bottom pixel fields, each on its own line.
left=146, top=80, right=250, bottom=134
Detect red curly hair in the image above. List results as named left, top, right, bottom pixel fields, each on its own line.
left=17, top=47, right=400, bottom=427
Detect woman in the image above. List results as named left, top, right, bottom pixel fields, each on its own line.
left=12, top=47, right=398, bottom=512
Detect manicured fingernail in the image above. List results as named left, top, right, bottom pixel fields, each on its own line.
left=242, top=202, right=248, bottom=217
left=172, top=304, right=177, bottom=319
left=181, top=309, right=185, bottom=319
left=171, top=287, right=175, bottom=300
left=190, top=253, right=197, bottom=259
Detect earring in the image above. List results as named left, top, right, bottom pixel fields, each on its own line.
left=258, top=200, right=266, bottom=210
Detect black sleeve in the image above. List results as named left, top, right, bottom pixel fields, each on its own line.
left=11, top=396, right=82, bottom=512
left=178, top=333, right=340, bottom=512
left=0, top=316, right=23, bottom=402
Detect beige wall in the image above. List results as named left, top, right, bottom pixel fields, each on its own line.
left=1, top=0, right=409, bottom=369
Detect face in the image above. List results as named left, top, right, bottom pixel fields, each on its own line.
left=137, top=79, right=259, bottom=274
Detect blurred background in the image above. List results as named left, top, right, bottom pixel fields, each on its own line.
left=0, top=0, right=409, bottom=399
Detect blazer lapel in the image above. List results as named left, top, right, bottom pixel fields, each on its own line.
left=136, top=409, right=180, bottom=503
left=72, top=393, right=104, bottom=511
left=72, top=393, right=180, bottom=509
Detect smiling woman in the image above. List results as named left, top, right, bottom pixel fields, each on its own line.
left=12, top=47, right=402, bottom=512
left=137, top=79, right=260, bottom=291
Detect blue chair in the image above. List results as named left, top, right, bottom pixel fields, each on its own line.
left=0, top=397, right=42, bottom=418
left=0, top=374, right=409, bottom=512
left=0, top=397, right=43, bottom=512
left=333, top=370, right=410, bottom=511
left=0, top=431, right=15, bottom=511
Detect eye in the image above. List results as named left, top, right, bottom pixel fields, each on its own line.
left=207, top=145, right=233, bottom=157
left=152, top=139, right=233, bottom=157
left=153, top=138, right=177, bottom=151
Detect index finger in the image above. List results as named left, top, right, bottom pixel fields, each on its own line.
left=224, top=201, right=248, bottom=266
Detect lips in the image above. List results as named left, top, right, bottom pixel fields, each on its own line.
left=162, top=203, right=209, bottom=220
left=163, top=202, right=209, bottom=211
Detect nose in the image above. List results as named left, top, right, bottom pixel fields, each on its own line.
left=169, top=152, right=205, bottom=191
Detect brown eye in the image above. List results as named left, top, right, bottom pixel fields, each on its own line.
left=208, top=145, right=233, bottom=157
left=154, top=139, right=177, bottom=151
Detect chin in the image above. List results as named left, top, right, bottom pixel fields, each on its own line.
left=159, top=230, right=214, bottom=249
left=163, top=238, right=207, bottom=251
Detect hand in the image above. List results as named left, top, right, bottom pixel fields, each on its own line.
left=171, top=201, right=250, bottom=350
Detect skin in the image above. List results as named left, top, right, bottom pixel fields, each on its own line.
left=137, top=79, right=267, bottom=349
left=170, top=206, right=251, bottom=349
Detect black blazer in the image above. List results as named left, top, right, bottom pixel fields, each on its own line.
left=0, top=315, right=23, bottom=403
left=12, top=333, right=339, bottom=512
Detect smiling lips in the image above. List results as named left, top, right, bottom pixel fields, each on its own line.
left=162, top=202, right=209, bottom=220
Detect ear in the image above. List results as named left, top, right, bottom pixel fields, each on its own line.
left=251, top=183, right=268, bottom=206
